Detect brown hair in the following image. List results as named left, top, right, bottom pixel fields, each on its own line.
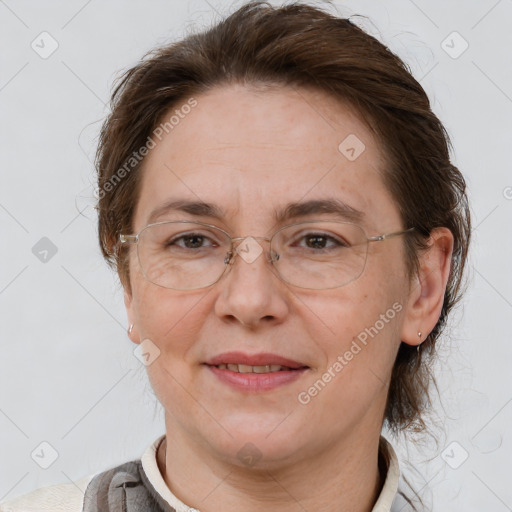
left=95, top=0, right=471, bottom=434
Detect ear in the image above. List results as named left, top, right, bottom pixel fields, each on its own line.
left=124, top=288, right=141, bottom=345
left=400, top=227, right=454, bottom=346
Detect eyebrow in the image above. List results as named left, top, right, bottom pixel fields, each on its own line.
left=147, top=198, right=365, bottom=226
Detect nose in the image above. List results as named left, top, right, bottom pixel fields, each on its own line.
left=214, top=236, right=289, bottom=327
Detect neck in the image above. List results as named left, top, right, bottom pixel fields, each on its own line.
left=157, top=425, right=385, bottom=512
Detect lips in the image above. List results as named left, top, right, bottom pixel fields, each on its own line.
left=213, top=363, right=292, bottom=373
left=204, top=352, right=309, bottom=392
left=205, top=351, right=308, bottom=370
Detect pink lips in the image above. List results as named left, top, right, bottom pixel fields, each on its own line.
left=204, top=351, right=309, bottom=392
left=205, top=351, right=307, bottom=369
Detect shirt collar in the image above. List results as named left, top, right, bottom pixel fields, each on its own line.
left=141, top=433, right=401, bottom=512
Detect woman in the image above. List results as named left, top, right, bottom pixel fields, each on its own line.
left=0, top=1, right=470, bottom=511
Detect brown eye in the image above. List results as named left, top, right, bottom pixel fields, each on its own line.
left=167, top=233, right=217, bottom=249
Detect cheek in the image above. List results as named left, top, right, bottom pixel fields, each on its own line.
left=130, top=274, right=197, bottom=352
left=310, top=252, right=407, bottom=379
left=317, top=287, right=401, bottom=363
left=128, top=253, right=179, bottom=344
left=315, top=252, right=405, bottom=342
left=299, top=284, right=403, bottom=427
left=130, top=281, right=208, bottom=400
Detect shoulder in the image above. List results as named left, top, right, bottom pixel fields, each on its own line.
left=0, top=474, right=95, bottom=512
left=0, top=436, right=166, bottom=512
left=0, top=459, right=155, bottom=512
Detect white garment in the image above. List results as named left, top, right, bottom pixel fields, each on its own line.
left=0, top=435, right=404, bottom=511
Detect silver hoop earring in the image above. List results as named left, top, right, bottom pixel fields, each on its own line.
left=128, top=324, right=134, bottom=335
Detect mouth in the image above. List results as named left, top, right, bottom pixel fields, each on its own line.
left=210, top=363, right=301, bottom=373
left=204, top=351, right=309, bottom=371
left=203, top=352, right=309, bottom=392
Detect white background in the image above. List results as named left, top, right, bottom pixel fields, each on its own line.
left=1, top=0, right=511, bottom=509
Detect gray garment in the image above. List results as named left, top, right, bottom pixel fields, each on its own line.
left=83, top=460, right=176, bottom=512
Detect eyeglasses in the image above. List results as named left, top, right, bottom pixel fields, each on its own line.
left=119, top=220, right=415, bottom=290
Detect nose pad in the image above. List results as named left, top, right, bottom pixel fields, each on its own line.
left=224, top=251, right=235, bottom=265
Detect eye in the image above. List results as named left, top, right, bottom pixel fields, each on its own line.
left=295, top=232, right=349, bottom=250
left=167, top=232, right=218, bottom=250
left=302, top=234, right=343, bottom=249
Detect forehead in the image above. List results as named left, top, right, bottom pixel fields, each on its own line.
left=134, top=84, right=400, bottom=233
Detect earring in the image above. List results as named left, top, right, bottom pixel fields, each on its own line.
left=128, top=324, right=134, bottom=335
left=417, top=332, right=422, bottom=353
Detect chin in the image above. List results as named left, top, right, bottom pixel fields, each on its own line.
left=204, top=413, right=308, bottom=468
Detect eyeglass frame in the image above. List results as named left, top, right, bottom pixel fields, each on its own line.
left=119, top=219, right=416, bottom=290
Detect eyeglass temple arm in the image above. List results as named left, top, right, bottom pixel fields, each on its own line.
left=367, top=227, right=415, bottom=242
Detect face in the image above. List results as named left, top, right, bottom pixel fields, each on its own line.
left=125, top=83, right=413, bottom=468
